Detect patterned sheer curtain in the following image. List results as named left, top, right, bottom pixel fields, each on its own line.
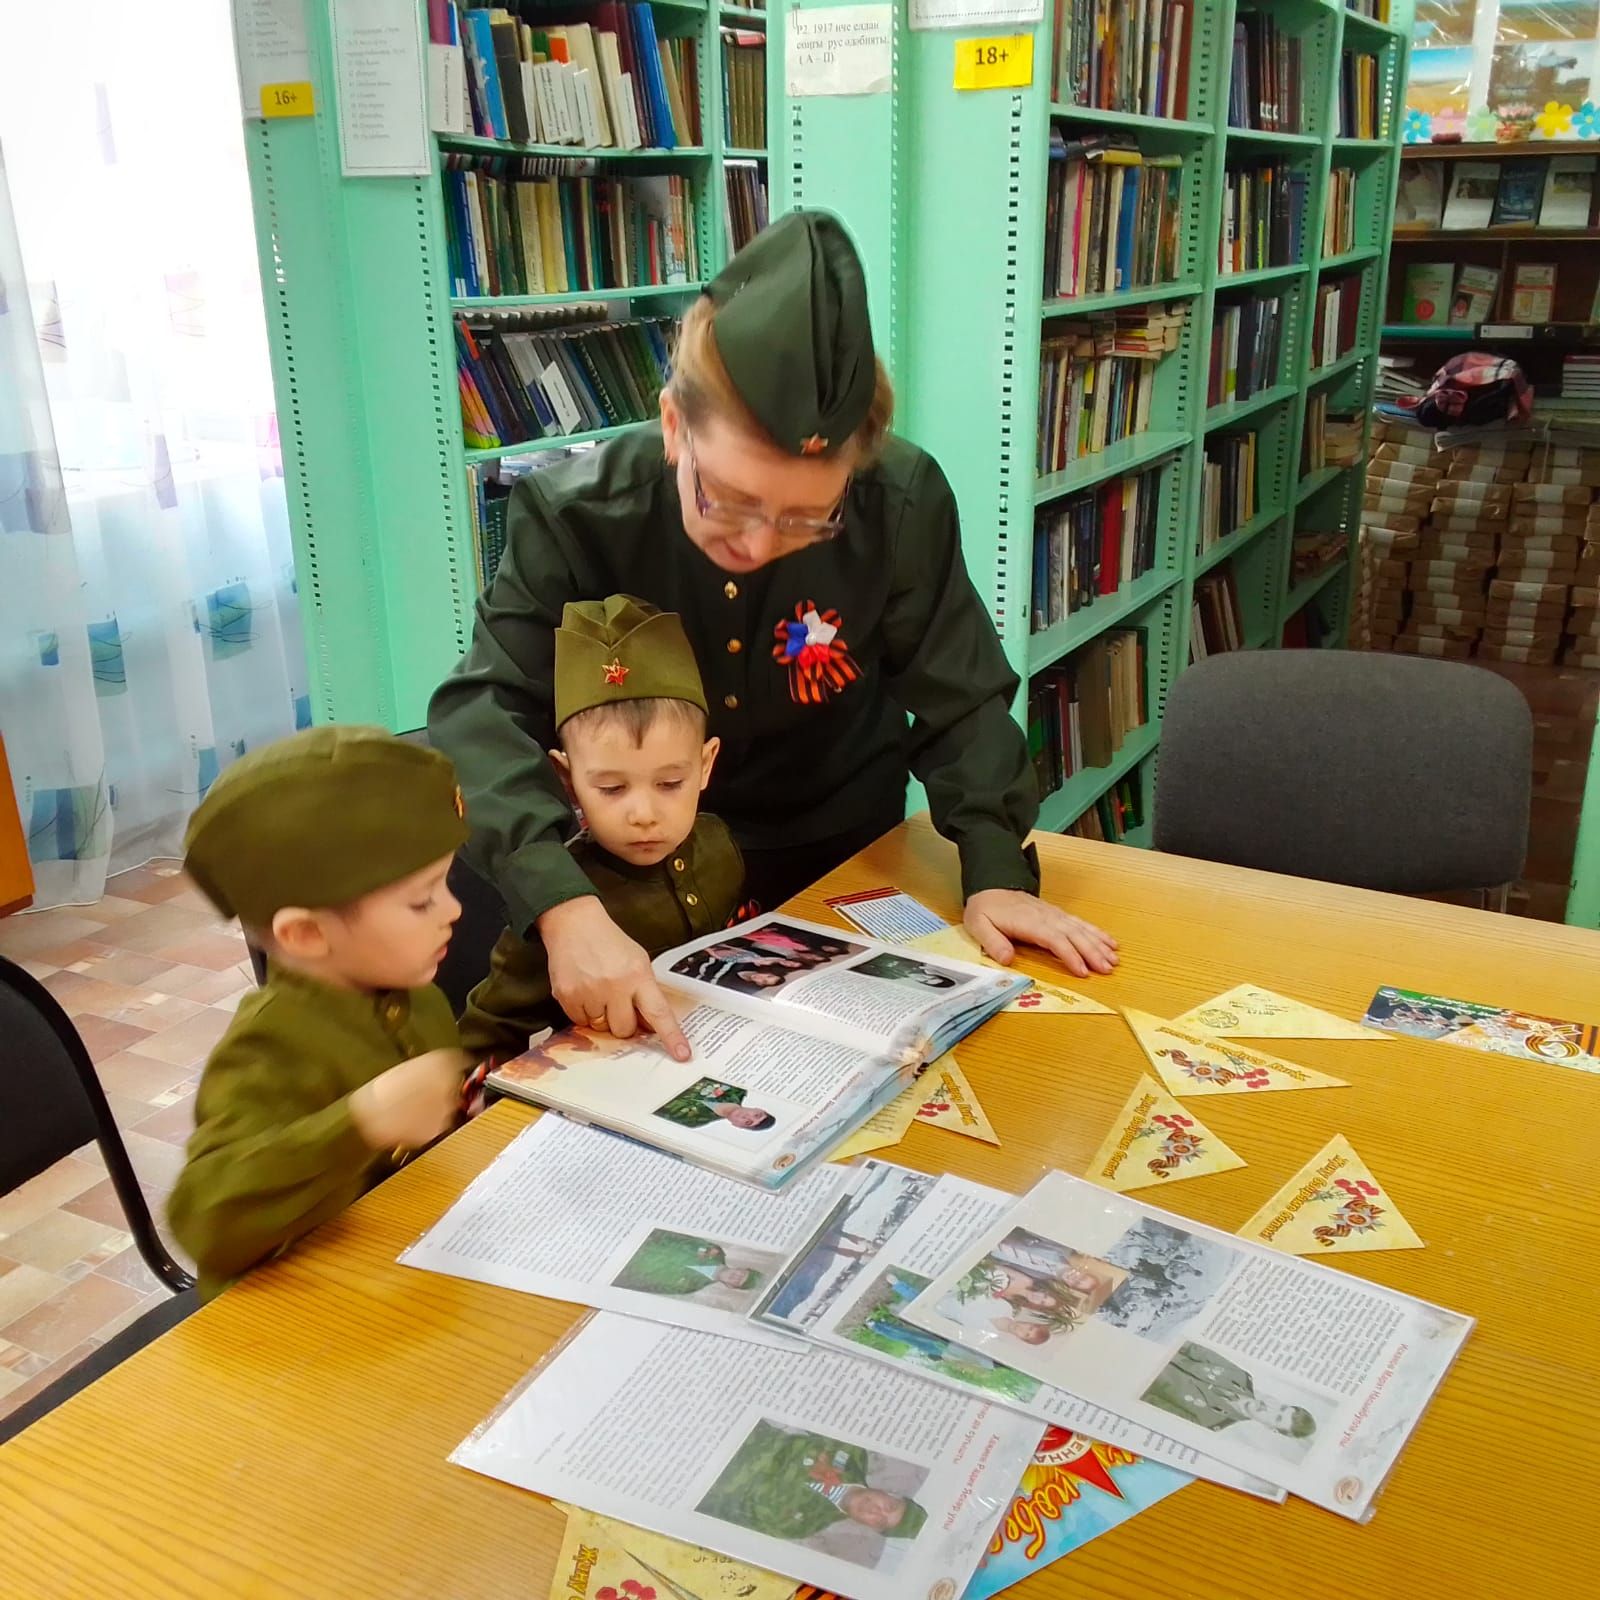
left=0, top=1, right=305, bottom=910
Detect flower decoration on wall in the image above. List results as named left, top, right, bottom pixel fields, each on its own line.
left=1573, top=102, right=1600, bottom=139
left=1466, top=106, right=1499, bottom=141
left=1536, top=101, right=1574, bottom=139
left=1402, top=108, right=1433, bottom=144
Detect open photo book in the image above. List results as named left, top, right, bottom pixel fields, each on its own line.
left=486, top=913, right=1029, bottom=1188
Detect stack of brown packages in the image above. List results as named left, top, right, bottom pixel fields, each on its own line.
left=1360, top=421, right=1442, bottom=654
left=1565, top=514, right=1600, bottom=667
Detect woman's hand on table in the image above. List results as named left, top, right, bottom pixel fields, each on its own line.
left=963, top=889, right=1119, bottom=980
left=537, top=895, right=693, bottom=1061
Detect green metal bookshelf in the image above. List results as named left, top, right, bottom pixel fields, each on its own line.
left=784, top=0, right=1412, bottom=843
left=240, top=0, right=767, bottom=731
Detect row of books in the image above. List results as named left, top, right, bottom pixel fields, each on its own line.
left=1337, top=49, right=1382, bottom=141
left=465, top=448, right=590, bottom=591
left=1044, top=134, right=1184, bottom=299
left=1324, top=167, right=1358, bottom=257
left=431, top=3, right=699, bottom=151
left=443, top=161, right=700, bottom=296
left=1036, top=306, right=1187, bottom=474
left=1406, top=156, right=1599, bottom=232
left=1290, top=528, right=1347, bottom=585
left=1028, top=629, right=1149, bottom=798
left=1062, top=775, right=1145, bottom=842
left=1029, top=463, right=1165, bottom=632
left=1199, top=431, right=1258, bottom=556
left=724, top=161, right=769, bottom=254
left=1226, top=12, right=1304, bottom=133
left=455, top=313, right=676, bottom=448
left=721, top=32, right=766, bottom=149
left=1207, top=293, right=1284, bottom=408
left=1562, top=354, right=1600, bottom=399
left=1301, top=396, right=1363, bottom=473
left=1312, top=272, right=1363, bottom=367
left=1189, top=567, right=1245, bottom=660
left=1397, top=260, right=1568, bottom=326
left=1218, top=163, right=1308, bottom=275
left=1344, top=1, right=1390, bottom=18
left=1051, top=0, right=1193, bottom=119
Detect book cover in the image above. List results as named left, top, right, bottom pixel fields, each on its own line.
left=1510, top=262, right=1557, bottom=323
left=1442, top=162, right=1498, bottom=230
left=1540, top=155, right=1596, bottom=229
left=1450, top=263, right=1499, bottom=324
left=1395, top=161, right=1444, bottom=228
left=1402, top=263, right=1454, bottom=326
left=1491, top=159, right=1545, bottom=227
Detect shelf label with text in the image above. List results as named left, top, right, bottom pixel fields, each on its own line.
left=953, top=34, right=1033, bottom=91
left=261, top=80, right=316, bottom=118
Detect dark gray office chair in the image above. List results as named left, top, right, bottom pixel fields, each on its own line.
left=1153, top=651, right=1531, bottom=903
left=0, top=953, right=197, bottom=1443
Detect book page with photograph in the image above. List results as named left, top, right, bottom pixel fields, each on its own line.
left=400, top=1116, right=849, bottom=1346
left=904, top=1171, right=1473, bottom=1521
left=752, top=1161, right=1281, bottom=1501
left=655, top=913, right=1028, bottom=1058
left=485, top=993, right=918, bottom=1188
left=452, top=1312, right=1044, bottom=1600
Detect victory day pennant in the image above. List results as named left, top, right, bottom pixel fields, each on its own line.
left=1237, top=1136, right=1423, bottom=1255
left=1084, top=1074, right=1245, bottom=1192
left=828, top=1072, right=925, bottom=1162
left=909, top=927, right=1114, bottom=1015
left=914, top=1055, right=1000, bottom=1145
left=1174, top=983, right=1391, bottom=1042
left=1122, top=1009, right=1350, bottom=1097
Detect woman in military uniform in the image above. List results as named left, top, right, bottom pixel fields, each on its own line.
left=429, top=210, right=1118, bottom=1052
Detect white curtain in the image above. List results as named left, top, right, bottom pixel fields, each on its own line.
left=0, top=1, right=304, bottom=910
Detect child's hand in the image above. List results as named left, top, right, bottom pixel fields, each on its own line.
left=350, top=1048, right=469, bottom=1151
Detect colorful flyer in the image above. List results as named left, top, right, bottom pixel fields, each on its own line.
left=1363, top=985, right=1600, bottom=1076
left=1237, top=1136, right=1423, bottom=1256
left=550, top=1501, right=796, bottom=1600
left=914, top=1056, right=999, bottom=1145
left=964, top=1427, right=1188, bottom=1599
left=1083, top=1075, right=1245, bottom=1192
left=1122, top=1010, right=1350, bottom=1097
left=1174, top=984, right=1390, bottom=1042
left=910, top=926, right=1115, bottom=1015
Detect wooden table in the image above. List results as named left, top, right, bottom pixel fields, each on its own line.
left=6, top=816, right=1599, bottom=1599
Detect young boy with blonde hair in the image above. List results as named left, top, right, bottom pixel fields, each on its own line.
left=169, top=727, right=471, bottom=1298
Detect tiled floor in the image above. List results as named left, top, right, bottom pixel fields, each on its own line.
left=0, top=862, right=254, bottom=1426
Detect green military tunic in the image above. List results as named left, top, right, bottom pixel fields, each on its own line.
left=697, top=1421, right=926, bottom=1541
left=168, top=966, right=460, bottom=1300
left=654, top=1077, right=750, bottom=1129
left=427, top=424, right=1040, bottom=939
left=612, top=1231, right=731, bottom=1296
left=458, top=813, right=743, bottom=1059
left=1143, top=1342, right=1260, bottom=1432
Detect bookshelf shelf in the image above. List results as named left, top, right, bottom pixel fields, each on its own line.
left=1330, top=136, right=1390, bottom=154
left=1223, top=128, right=1321, bottom=149
left=1204, top=383, right=1299, bottom=433
left=1306, top=349, right=1367, bottom=388
left=1215, top=263, right=1308, bottom=290
left=1195, top=503, right=1285, bottom=576
left=724, top=147, right=768, bottom=159
left=1027, top=569, right=1184, bottom=675
left=1393, top=226, right=1596, bottom=242
left=1340, top=10, right=1404, bottom=42
left=1042, top=281, right=1202, bottom=320
left=437, top=134, right=710, bottom=161
left=462, top=423, right=644, bottom=466
left=451, top=284, right=704, bottom=310
left=1320, top=245, right=1382, bottom=271
left=719, top=4, right=766, bottom=22
left=1036, top=723, right=1163, bottom=834
left=1295, top=464, right=1350, bottom=504
left=1035, top=433, right=1191, bottom=505
left=1049, top=104, right=1214, bottom=138
left=1283, top=556, right=1350, bottom=619
left=1383, top=321, right=1599, bottom=344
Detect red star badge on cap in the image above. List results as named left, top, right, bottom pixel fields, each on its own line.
left=799, top=434, right=829, bottom=456
left=601, top=658, right=629, bottom=686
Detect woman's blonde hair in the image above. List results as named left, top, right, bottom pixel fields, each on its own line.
left=667, top=295, right=895, bottom=464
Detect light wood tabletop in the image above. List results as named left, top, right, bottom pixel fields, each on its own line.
left=5, top=815, right=1599, bottom=1599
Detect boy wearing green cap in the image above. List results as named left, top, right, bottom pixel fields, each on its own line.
left=457, top=595, right=743, bottom=1060
left=169, top=726, right=471, bottom=1299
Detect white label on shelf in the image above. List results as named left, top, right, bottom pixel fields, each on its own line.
left=233, top=0, right=312, bottom=120
left=1480, top=324, right=1534, bottom=340
left=786, top=5, right=893, bottom=98
left=427, top=43, right=467, bottom=136
left=330, top=0, right=430, bottom=177
left=910, top=0, right=1043, bottom=31
left=543, top=364, right=584, bottom=434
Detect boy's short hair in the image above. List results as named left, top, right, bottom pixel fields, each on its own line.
left=559, top=695, right=707, bottom=750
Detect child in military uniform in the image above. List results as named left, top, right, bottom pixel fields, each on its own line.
left=458, top=595, right=744, bottom=1060
left=168, top=727, right=472, bottom=1299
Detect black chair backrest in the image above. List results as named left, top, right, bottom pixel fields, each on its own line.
left=0, top=954, right=194, bottom=1293
left=1153, top=651, right=1532, bottom=894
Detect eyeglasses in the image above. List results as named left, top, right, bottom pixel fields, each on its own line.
left=686, top=438, right=850, bottom=546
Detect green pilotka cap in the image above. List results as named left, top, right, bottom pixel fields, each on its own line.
left=555, top=595, right=708, bottom=729
left=705, top=209, right=875, bottom=459
left=182, top=726, right=469, bottom=925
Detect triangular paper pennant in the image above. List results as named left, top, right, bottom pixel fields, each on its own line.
left=1237, top=1136, right=1423, bottom=1255
left=1122, top=1009, right=1350, bottom=1096
left=1083, top=1074, right=1245, bottom=1191
left=1174, top=984, right=1391, bottom=1041
left=828, top=1072, right=925, bottom=1161
left=909, top=927, right=1115, bottom=1014
left=913, top=1055, right=1000, bottom=1144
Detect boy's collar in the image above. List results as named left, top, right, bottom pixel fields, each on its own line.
left=579, top=818, right=703, bottom=881
left=263, top=959, right=414, bottom=1013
